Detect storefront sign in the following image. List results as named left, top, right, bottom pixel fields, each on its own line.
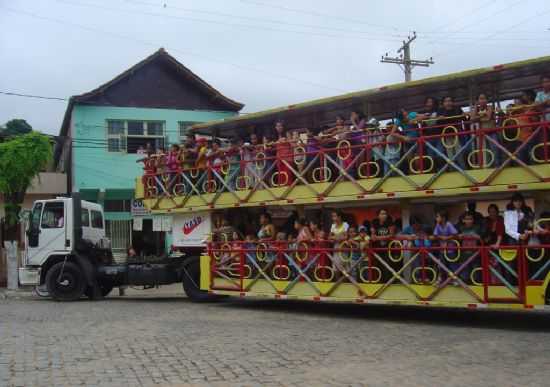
left=131, top=199, right=151, bottom=216
left=172, top=212, right=211, bottom=247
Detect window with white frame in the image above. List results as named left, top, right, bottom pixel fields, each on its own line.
left=106, top=120, right=166, bottom=153
left=179, top=121, right=201, bottom=140
left=107, top=120, right=125, bottom=152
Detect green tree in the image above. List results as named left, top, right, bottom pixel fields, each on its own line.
left=0, top=132, right=52, bottom=240
left=4, top=119, right=32, bottom=137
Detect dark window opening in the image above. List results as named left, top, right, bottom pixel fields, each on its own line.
left=127, top=121, right=144, bottom=136
left=147, top=121, right=164, bottom=136
left=41, top=202, right=65, bottom=229
left=107, top=120, right=124, bottom=135
left=108, top=138, right=121, bottom=152
left=104, top=200, right=131, bottom=212
left=91, top=210, right=104, bottom=229
left=81, top=209, right=90, bottom=227
left=30, top=203, right=43, bottom=230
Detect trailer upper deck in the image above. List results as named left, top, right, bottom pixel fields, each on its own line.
left=135, top=56, right=550, bottom=213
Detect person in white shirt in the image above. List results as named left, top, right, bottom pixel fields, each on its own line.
left=504, top=193, right=534, bottom=243
left=329, top=210, right=349, bottom=242
left=329, top=210, right=349, bottom=272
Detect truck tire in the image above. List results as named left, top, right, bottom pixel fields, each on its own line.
left=182, top=257, right=216, bottom=302
left=45, top=261, right=85, bottom=301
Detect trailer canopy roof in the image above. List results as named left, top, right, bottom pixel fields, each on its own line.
left=191, top=55, right=550, bottom=137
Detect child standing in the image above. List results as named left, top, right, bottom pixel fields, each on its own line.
left=383, top=123, right=402, bottom=176
left=431, top=210, right=458, bottom=283
left=469, top=93, right=500, bottom=168
left=370, top=209, right=397, bottom=281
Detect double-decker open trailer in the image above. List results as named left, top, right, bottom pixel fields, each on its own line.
left=136, top=55, right=550, bottom=310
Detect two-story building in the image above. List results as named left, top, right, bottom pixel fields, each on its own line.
left=55, top=48, right=243, bottom=259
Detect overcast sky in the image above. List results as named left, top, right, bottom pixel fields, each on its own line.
left=0, top=0, right=549, bottom=135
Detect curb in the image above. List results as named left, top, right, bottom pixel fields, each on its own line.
left=0, top=288, right=35, bottom=300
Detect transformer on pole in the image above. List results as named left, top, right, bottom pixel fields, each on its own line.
left=381, top=32, right=434, bottom=82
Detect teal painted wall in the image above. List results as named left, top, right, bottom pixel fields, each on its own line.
left=71, top=105, right=235, bottom=192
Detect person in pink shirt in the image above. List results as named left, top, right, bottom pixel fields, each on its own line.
left=295, top=218, right=313, bottom=243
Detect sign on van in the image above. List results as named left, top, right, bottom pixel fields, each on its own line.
left=131, top=199, right=151, bottom=216
left=172, top=212, right=211, bottom=247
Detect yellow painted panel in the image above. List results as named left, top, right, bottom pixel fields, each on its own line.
left=284, top=282, right=322, bottom=297
left=208, top=277, right=549, bottom=307
left=375, top=285, right=425, bottom=301
left=487, top=286, right=518, bottom=299
left=491, top=165, right=550, bottom=185
left=135, top=178, right=144, bottom=199
left=200, top=255, right=211, bottom=291
left=245, top=279, right=280, bottom=294
left=212, top=278, right=239, bottom=289
left=431, top=286, right=480, bottom=303
left=526, top=286, right=545, bottom=306
left=327, top=182, right=363, bottom=197
left=139, top=164, right=550, bottom=212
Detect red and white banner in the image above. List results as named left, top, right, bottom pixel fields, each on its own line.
left=172, top=212, right=211, bottom=247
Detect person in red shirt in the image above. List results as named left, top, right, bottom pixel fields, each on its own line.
left=484, top=204, right=505, bottom=248
left=274, top=121, right=294, bottom=186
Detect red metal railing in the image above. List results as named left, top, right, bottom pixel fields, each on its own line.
left=140, top=111, right=550, bottom=206
left=207, top=237, right=550, bottom=305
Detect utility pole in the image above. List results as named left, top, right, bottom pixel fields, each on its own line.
left=381, top=32, right=434, bottom=82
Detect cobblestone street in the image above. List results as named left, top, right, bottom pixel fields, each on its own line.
left=1, top=287, right=550, bottom=387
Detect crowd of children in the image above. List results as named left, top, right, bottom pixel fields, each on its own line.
left=141, top=75, right=550, bottom=195
left=212, top=194, right=550, bottom=285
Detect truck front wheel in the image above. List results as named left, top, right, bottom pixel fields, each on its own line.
left=45, top=261, right=85, bottom=301
left=182, top=257, right=216, bottom=302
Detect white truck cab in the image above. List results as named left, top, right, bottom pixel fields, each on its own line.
left=18, top=194, right=209, bottom=301
left=23, top=198, right=105, bottom=267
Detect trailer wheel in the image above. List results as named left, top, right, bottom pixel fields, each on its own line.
left=45, top=261, right=85, bottom=301
left=182, top=257, right=217, bottom=302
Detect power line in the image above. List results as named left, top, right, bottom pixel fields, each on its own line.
left=0, top=91, right=67, bottom=101
left=429, top=0, right=527, bottom=57
left=55, top=0, right=403, bottom=42
left=381, top=32, right=434, bottom=82
left=1, top=5, right=347, bottom=93
left=424, top=0, right=497, bottom=35
left=440, top=0, right=524, bottom=36
left=125, top=0, right=408, bottom=38
left=436, top=6, right=550, bottom=60
left=239, top=0, right=400, bottom=32
left=120, top=0, right=547, bottom=45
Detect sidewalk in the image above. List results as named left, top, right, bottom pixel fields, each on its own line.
left=0, top=286, right=34, bottom=300
left=0, top=283, right=185, bottom=300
